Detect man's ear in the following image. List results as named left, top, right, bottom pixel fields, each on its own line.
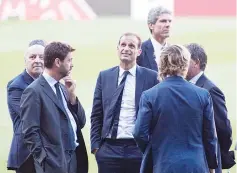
left=148, top=23, right=154, bottom=31
left=195, top=59, right=201, bottom=67
left=137, top=49, right=142, bottom=57
left=55, top=58, right=61, bottom=68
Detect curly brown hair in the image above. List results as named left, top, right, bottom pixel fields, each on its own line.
left=158, top=44, right=190, bottom=80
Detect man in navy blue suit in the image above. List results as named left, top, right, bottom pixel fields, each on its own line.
left=90, top=32, right=158, bottom=173
left=133, top=44, right=218, bottom=173
left=186, top=43, right=235, bottom=172
left=7, top=40, right=46, bottom=173
left=137, top=6, right=173, bottom=71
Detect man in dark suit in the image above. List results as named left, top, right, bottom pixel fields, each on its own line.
left=186, top=43, right=235, bottom=172
left=133, top=44, right=218, bottom=173
left=137, top=6, right=173, bottom=71
left=20, top=42, right=88, bottom=173
left=90, top=33, right=158, bottom=173
left=7, top=40, right=46, bottom=173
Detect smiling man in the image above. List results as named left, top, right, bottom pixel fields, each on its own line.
left=137, top=6, right=173, bottom=72
left=7, top=39, right=46, bottom=173
left=90, top=33, right=158, bottom=173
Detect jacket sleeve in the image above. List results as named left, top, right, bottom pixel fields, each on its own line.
left=203, top=92, right=218, bottom=169
left=90, top=72, right=103, bottom=153
left=133, top=92, right=153, bottom=153
left=7, top=86, right=24, bottom=131
left=209, top=87, right=232, bottom=152
left=69, top=98, right=86, bottom=129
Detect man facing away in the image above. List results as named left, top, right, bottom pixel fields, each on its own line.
left=7, top=39, right=46, bottom=173
left=186, top=43, right=235, bottom=173
left=133, top=44, right=218, bottom=173
left=90, top=32, right=158, bottom=173
left=137, top=6, right=173, bottom=72
left=20, top=42, right=88, bottom=173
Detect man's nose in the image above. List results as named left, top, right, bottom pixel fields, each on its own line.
left=165, top=21, right=171, bottom=27
left=35, top=55, right=42, bottom=63
left=124, top=45, right=130, bottom=51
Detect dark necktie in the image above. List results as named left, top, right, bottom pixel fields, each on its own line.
left=55, top=82, right=76, bottom=150
left=111, top=71, right=130, bottom=139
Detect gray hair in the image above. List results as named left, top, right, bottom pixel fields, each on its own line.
left=147, top=6, right=172, bottom=25
left=28, top=39, right=46, bottom=47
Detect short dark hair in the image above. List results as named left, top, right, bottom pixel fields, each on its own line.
left=118, top=32, right=142, bottom=49
left=185, top=43, right=207, bottom=71
left=44, top=42, right=75, bottom=68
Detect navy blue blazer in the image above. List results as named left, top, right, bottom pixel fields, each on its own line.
left=137, top=39, right=158, bottom=72
left=7, top=70, right=34, bottom=170
left=133, top=76, right=218, bottom=173
left=196, top=74, right=235, bottom=171
left=90, top=65, right=158, bottom=152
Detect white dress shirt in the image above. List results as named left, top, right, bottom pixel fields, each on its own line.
left=42, top=72, right=78, bottom=146
left=150, top=36, right=167, bottom=64
left=117, top=65, right=137, bottom=139
left=189, top=71, right=204, bottom=84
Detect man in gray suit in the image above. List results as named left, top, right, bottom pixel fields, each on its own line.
left=20, top=42, right=88, bottom=173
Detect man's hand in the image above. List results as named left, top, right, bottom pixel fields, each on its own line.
left=63, top=75, right=77, bottom=105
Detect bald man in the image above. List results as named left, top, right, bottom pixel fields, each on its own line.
left=7, top=40, right=46, bottom=173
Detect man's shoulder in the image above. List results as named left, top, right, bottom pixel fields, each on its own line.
left=99, top=66, right=118, bottom=75
left=141, top=39, right=151, bottom=47
left=200, top=75, right=220, bottom=91
left=7, top=72, right=25, bottom=89
left=138, top=66, right=157, bottom=76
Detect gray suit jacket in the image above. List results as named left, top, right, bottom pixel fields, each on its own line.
left=20, top=75, right=88, bottom=173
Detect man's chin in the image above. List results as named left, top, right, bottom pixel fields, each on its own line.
left=163, top=34, right=170, bottom=39
left=33, top=68, right=43, bottom=73
left=121, top=57, right=131, bottom=62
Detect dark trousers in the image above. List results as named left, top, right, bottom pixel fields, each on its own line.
left=34, top=150, right=77, bottom=173
left=16, top=156, right=35, bottom=173
left=96, top=138, right=142, bottom=173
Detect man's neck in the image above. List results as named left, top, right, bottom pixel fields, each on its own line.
left=119, top=62, right=136, bottom=71
left=25, top=69, right=38, bottom=80
left=188, top=71, right=204, bottom=84
left=152, top=35, right=166, bottom=46
left=44, top=69, right=61, bottom=81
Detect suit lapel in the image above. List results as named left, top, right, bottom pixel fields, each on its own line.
left=39, top=75, right=68, bottom=116
left=108, top=66, right=119, bottom=97
left=145, top=39, right=158, bottom=71
left=135, top=66, right=145, bottom=114
left=195, top=74, right=207, bottom=88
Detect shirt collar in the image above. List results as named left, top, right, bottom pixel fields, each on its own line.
left=189, top=71, right=204, bottom=84
left=119, top=64, right=136, bottom=77
left=25, top=69, right=36, bottom=80
left=42, top=71, right=58, bottom=88
left=150, top=36, right=167, bottom=50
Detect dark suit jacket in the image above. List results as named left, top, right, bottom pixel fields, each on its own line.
left=90, top=65, right=158, bottom=152
left=20, top=75, right=88, bottom=173
left=137, top=39, right=158, bottom=72
left=196, top=74, right=235, bottom=170
left=133, top=76, right=218, bottom=173
left=7, top=70, right=34, bottom=170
